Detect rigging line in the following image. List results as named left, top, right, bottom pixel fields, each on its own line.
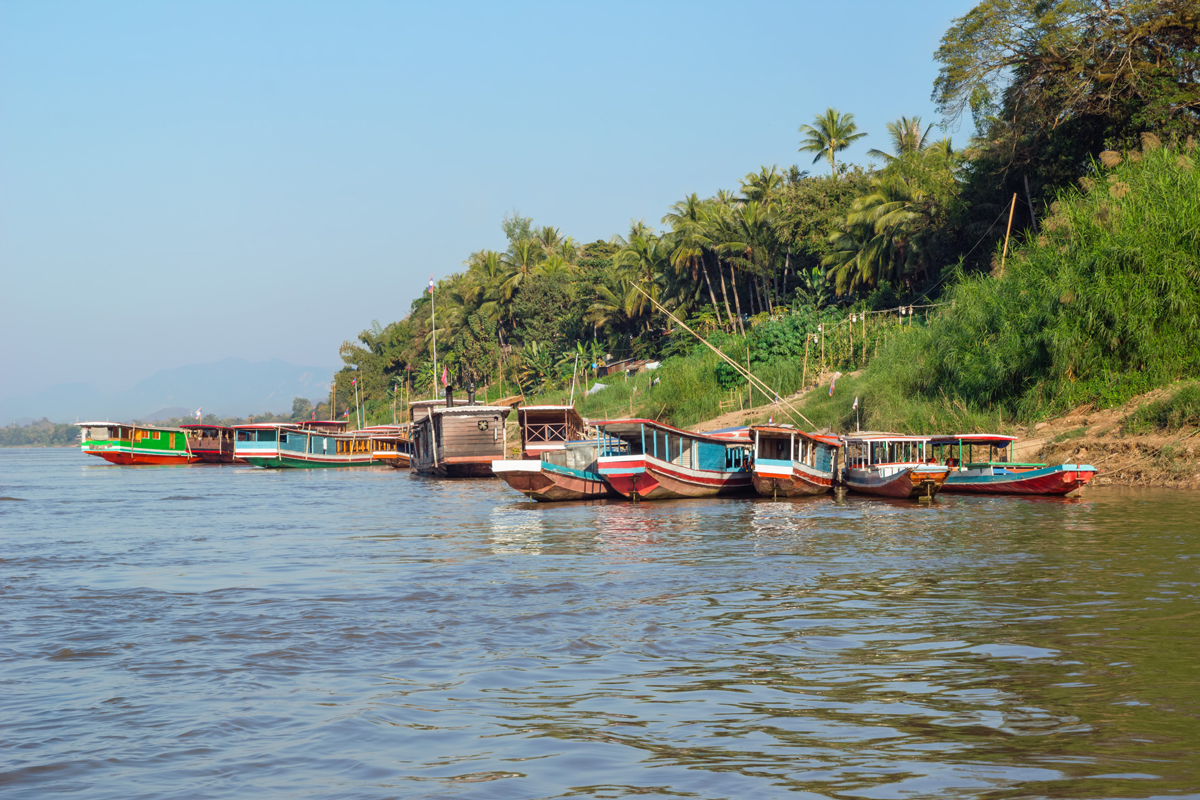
left=915, top=202, right=1014, bottom=304
left=630, top=283, right=817, bottom=429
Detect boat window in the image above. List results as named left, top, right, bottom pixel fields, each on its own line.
left=257, top=430, right=277, bottom=442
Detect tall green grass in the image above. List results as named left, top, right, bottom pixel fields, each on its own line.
left=831, top=143, right=1200, bottom=430
left=1123, top=383, right=1200, bottom=433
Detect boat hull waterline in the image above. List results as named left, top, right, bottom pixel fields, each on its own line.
left=843, top=465, right=952, bottom=500
left=600, top=454, right=753, bottom=500
left=492, top=460, right=614, bottom=502
left=752, top=460, right=834, bottom=497
left=943, top=463, right=1096, bottom=495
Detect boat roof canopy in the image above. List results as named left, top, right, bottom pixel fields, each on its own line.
left=76, top=421, right=186, bottom=432
left=595, top=418, right=750, bottom=444
left=929, top=433, right=1018, bottom=447
left=842, top=432, right=933, bottom=444
left=433, top=405, right=512, bottom=417
left=520, top=405, right=584, bottom=423
left=180, top=424, right=234, bottom=431
left=750, top=425, right=842, bottom=447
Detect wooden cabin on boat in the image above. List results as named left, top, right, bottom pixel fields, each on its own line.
left=180, top=424, right=238, bottom=464
left=595, top=419, right=753, bottom=500
left=358, top=424, right=414, bottom=468
left=517, top=405, right=586, bottom=459
left=78, top=422, right=194, bottom=465
left=841, top=433, right=951, bottom=500
left=930, top=433, right=1096, bottom=495
left=409, top=391, right=511, bottom=477
left=750, top=425, right=841, bottom=497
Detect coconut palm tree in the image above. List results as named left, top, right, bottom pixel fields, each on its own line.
left=662, top=193, right=722, bottom=325
left=867, top=116, right=936, bottom=163
left=798, top=108, right=867, bottom=180
left=500, top=238, right=544, bottom=299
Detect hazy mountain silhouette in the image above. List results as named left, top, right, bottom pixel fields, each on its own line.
left=0, top=358, right=336, bottom=424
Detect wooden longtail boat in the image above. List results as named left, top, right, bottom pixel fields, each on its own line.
left=931, top=434, right=1097, bottom=495
left=750, top=425, right=842, bottom=497
left=180, top=424, right=240, bottom=464
left=595, top=420, right=753, bottom=500
left=78, top=422, right=196, bottom=465
left=841, top=434, right=951, bottom=500
left=493, top=441, right=614, bottom=501
left=409, top=392, right=511, bottom=477
left=234, top=420, right=400, bottom=468
left=493, top=405, right=611, bottom=500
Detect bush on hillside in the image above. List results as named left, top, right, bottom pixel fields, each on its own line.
left=852, top=141, right=1200, bottom=426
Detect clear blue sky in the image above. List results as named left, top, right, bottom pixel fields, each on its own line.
left=1, top=0, right=975, bottom=395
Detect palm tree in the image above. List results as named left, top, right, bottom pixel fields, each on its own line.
left=867, top=116, right=935, bottom=163
left=662, top=193, right=722, bottom=325
left=740, top=166, right=784, bottom=206
left=798, top=107, right=867, bottom=180
left=500, top=238, right=544, bottom=299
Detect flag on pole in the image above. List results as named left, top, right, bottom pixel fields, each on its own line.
left=829, top=375, right=837, bottom=396
left=441, top=365, right=449, bottom=387
left=342, top=408, right=350, bottom=419
left=352, top=377, right=356, bottom=387
left=852, top=396, right=859, bottom=410
left=193, top=407, right=202, bottom=420
left=428, top=274, right=435, bottom=294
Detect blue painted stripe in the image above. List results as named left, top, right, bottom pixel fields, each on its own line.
left=543, top=462, right=605, bottom=482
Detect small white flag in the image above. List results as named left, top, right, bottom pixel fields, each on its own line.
left=193, top=407, right=202, bottom=420
left=852, top=397, right=859, bottom=410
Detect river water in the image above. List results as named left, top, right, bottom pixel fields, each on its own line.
left=2, top=448, right=1198, bottom=799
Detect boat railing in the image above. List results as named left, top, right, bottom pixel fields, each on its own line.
left=524, top=422, right=577, bottom=443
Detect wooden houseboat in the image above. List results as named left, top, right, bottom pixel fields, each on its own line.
left=409, top=393, right=511, bottom=478
left=517, top=405, right=586, bottom=459
left=595, top=420, right=753, bottom=500
left=841, top=434, right=951, bottom=500
left=78, top=422, right=195, bottom=465
left=234, top=420, right=400, bottom=468
left=931, top=434, right=1097, bottom=495
left=492, top=441, right=613, bottom=501
left=180, top=424, right=239, bottom=464
left=750, top=424, right=842, bottom=497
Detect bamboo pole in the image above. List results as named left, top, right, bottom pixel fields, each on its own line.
left=1000, top=192, right=1017, bottom=276
left=746, top=346, right=752, bottom=408
left=630, top=282, right=816, bottom=428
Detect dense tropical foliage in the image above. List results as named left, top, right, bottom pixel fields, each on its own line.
left=331, top=0, right=1199, bottom=430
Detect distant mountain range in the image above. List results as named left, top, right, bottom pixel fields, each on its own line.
left=1, top=358, right=337, bottom=425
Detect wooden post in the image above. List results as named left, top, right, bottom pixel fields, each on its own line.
left=1000, top=192, right=1017, bottom=276
left=820, top=324, right=825, bottom=370
left=802, top=335, right=809, bottom=389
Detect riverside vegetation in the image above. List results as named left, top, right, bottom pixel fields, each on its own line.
left=331, top=1, right=1200, bottom=445
left=10, top=2, right=1197, bottom=459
